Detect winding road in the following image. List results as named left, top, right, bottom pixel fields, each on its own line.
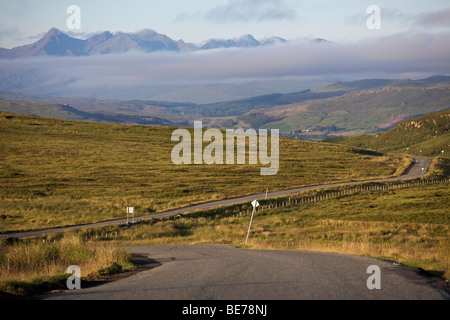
left=0, top=157, right=433, bottom=240
left=42, top=244, right=449, bottom=300
left=8, top=155, right=449, bottom=300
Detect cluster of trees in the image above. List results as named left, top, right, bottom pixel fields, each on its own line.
left=289, top=125, right=339, bottom=135
left=311, top=125, right=339, bottom=133
left=240, top=112, right=276, bottom=128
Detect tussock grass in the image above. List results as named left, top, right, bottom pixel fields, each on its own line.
left=0, top=234, right=133, bottom=297
left=84, top=182, right=449, bottom=280
left=426, top=158, right=450, bottom=180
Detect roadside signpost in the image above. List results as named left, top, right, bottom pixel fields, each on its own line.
left=245, top=200, right=260, bottom=245
left=126, top=207, right=135, bottom=224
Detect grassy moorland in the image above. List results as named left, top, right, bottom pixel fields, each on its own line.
left=0, top=111, right=447, bottom=297
left=325, top=109, right=450, bottom=157
left=1, top=180, right=448, bottom=298
left=0, top=112, right=407, bottom=233
left=78, top=181, right=449, bottom=280
left=259, top=85, right=450, bottom=135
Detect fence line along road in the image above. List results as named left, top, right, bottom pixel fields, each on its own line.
left=82, top=178, right=449, bottom=242
left=0, top=156, right=444, bottom=240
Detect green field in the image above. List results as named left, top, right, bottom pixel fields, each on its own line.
left=0, top=112, right=407, bottom=233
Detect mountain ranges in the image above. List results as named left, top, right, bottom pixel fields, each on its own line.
left=0, top=28, right=294, bottom=59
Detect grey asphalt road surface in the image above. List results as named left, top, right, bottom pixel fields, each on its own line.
left=42, top=244, right=449, bottom=300
left=0, top=156, right=434, bottom=240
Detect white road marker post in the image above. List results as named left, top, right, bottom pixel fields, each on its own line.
left=245, top=200, right=260, bottom=245
left=127, top=207, right=135, bottom=224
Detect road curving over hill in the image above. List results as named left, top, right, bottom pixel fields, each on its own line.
left=0, top=156, right=434, bottom=240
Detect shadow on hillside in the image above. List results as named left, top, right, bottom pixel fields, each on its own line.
left=351, top=148, right=384, bottom=157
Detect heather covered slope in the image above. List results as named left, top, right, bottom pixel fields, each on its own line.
left=325, top=109, right=450, bottom=157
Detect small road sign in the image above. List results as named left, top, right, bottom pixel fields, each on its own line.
left=126, top=207, right=135, bottom=224
left=246, top=200, right=260, bottom=245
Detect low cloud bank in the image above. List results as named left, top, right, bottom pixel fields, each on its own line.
left=1, top=32, right=449, bottom=94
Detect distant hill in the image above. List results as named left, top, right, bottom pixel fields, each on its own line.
left=0, top=100, right=178, bottom=126
left=0, top=90, right=194, bottom=116
left=4, top=28, right=87, bottom=58
left=191, top=76, right=450, bottom=119
left=201, top=34, right=260, bottom=49
left=260, top=37, right=289, bottom=46
left=1, top=76, right=449, bottom=140
left=189, top=90, right=348, bottom=117
left=199, top=34, right=291, bottom=49
left=317, top=76, right=450, bottom=93
left=324, top=109, right=450, bottom=157
left=258, top=84, right=450, bottom=138
left=188, top=77, right=450, bottom=139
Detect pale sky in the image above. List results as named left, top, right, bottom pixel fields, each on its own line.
left=1, top=0, right=450, bottom=48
